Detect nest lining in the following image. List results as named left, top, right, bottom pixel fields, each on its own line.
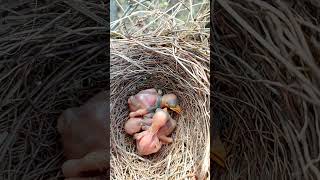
left=110, top=37, right=210, bottom=179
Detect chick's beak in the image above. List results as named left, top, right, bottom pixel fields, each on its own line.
left=170, top=105, right=182, bottom=114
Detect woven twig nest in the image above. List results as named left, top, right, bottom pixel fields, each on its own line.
left=110, top=36, right=210, bottom=179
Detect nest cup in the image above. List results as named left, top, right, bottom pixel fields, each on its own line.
left=110, top=37, right=210, bottom=179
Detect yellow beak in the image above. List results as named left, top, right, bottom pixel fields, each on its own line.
left=170, top=105, right=182, bottom=114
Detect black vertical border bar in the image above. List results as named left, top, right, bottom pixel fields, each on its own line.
left=106, top=0, right=111, bottom=179
left=210, top=0, right=215, bottom=176
left=210, top=0, right=222, bottom=177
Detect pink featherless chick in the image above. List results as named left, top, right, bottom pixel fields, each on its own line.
left=133, top=108, right=170, bottom=156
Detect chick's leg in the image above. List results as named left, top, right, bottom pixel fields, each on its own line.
left=157, top=118, right=177, bottom=138
left=157, top=120, right=176, bottom=144
left=158, top=135, right=173, bottom=144
left=129, top=108, right=148, bottom=118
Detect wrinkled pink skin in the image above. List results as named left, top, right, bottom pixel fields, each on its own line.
left=134, top=130, right=162, bottom=156
left=133, top=108, right=172, bottom=155
left=57, top=91, right=108, bottom=179
left=128, top=88, right=161, bottom=117
left=141, top=112, right=177, bottom=144
left=124, top=116, right=153, bottom=135
left=125, top=117, right=176, bottom=144
left=127, top=89, right=178, bottom=155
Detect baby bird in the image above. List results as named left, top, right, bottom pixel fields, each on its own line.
left=133, top=108, right=170, bottom=155
left=57, top=91, right=109, bottom=179
left=139, top=109, right=177, bottom=144
left=128, top=88, right=181, bottom=118
left=124, top=114, right=153, bottom=135
left=128, top=88, right=161, bottom=112
left=156, top=111, right=177, bottom=144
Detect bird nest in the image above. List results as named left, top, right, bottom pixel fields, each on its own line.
left=110, top=36, right=210, bottom=179
left=110, top=0, right=210, bottom=178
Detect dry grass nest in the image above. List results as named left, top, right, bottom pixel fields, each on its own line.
left=110, top=1, right=210, bottom=179
left=110, top=36, right=210, bottom=179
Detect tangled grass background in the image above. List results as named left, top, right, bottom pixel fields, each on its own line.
left=0, top=0, right=107, bottom=179
left=213, top=0, right=320, bottom=179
